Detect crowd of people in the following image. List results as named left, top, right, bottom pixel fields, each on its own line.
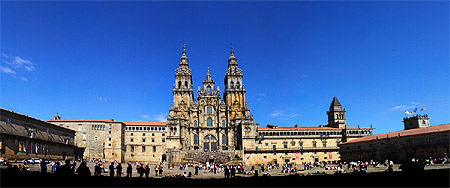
left=1, top=155, right=448, bottom=179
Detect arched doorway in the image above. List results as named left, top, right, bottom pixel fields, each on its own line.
left=162, top=154, right=167, bottom=162
left=203, top=135, right=217, bottom=152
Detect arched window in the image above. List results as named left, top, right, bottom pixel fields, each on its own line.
left=203, top=135, right=217, bottom=152
left=312, top=141, right=317, bottom=148
left=299, top=141, right=303, bottom=149
left=236, top=81, right=240, bottom=88
left=193, top=120, right=197, bottom=127
left=185, top=81, right=188, bottom=87
left=207, top=86, right=211, bottom=93
left=178, top=81, right=182, bottom=89
left=207, top=118, right=213, bottom=127
left=221, top=120, right=225, bottom=127
left=222, top=134, right=227, bottom=145
left=207, top=107, right=212, bottom=114
left=230, top=81, right=234, bottom=88
left=193, top=135, right=198, bottom=145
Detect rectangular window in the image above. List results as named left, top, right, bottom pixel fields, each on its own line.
left=143, top=139, right=146, bottom=142
left=131, top=138, right=134, bottom=142
left=152, top=139, right=155, bottom=142
left=78, top=124, right=82, bottom=131
left=162, top=133, right=165, bottom=136
left=6, top=119, right=11, bottom=125
left=162, top=127, right=165, bottom=131
left=131, top=146, right=134, bottom=152
left=108, top=144, right=111, bottom=146
left=291, top=141, right=295, bottom=146
left=143, top=133, right=146, bottom=136
left=152, top=133, right=155, bottom=136
left=265, top=143, right=268, bottom=146
left=83, top=133, right=86, bottom=139
left=83, top=140, right=86, bottom=145
left=109, top=124, right=112, bottom=129
left=162, top=138, right=165, bottom=142
left=323, top=142, right=327, bottom=147
left=153, top=146, right=156, bottom=152
left=142, top=146, right=146, bottom=152
left=131, top=133, right=133, bottom=136
left=109, top=131, right=111, bottom=134
left=109, top=138, right=111, bottom=141
left=283, top=142, right=287, bottom=148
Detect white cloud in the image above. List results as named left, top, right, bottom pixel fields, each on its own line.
left=2, top=54, right=35, bottom=71
left=270, top=110, right=299, bottom=120
left=388, top=102, right=419, bottom=111
left=258, top=93, right=267, bottom=97
left=141, top=113, right=167, bottom=122
left=98, top=97, right=107, bottom=102
left=0, top=65, right=16, bottom=74
left=18, top=77, right=28, bottom=82
left=141, top=115, right=151, bottom=119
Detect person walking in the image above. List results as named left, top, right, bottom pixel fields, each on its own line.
left=144, top=165, right=150, bottom=178
left=116, top=163, right=122, bottom=177
left=195, top=164, right=199, bottom=175
left=109, top=162, right=115, bottom=177
left=224, top=166, right=230, bottom=178
left=158, top=166, right=163, bottom=177
left=231, top=165, right=236, bottom=178
left=40, top=159, right=48, bottom=173
left=126, top=163, right=132, bottom=177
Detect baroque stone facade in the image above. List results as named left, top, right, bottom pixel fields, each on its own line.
left=165, top=45, right=257, bottom=163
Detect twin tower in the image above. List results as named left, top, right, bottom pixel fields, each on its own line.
left=165, top=45, right=258, bottom=160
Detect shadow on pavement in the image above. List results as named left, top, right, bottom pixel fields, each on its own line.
left=1, top=168, right=449, bottom=187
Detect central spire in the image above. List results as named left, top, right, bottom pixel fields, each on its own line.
left=206, top=66, right=211, bottom=81
left=179, top=43, right=189, bottom=66
left=228, top=43, right=238, bottom=66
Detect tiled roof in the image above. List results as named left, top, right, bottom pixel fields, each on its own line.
left=47, top=119, right=166, bottom=126
left=258, top=126, right=370, bottom=130
left=47, top=119, right=116, bottom=122
left=341, top=124, right=450, bottom=145
left=1, top=108, right=75, bottom=133
left=122, top=121, right=166, bottom=126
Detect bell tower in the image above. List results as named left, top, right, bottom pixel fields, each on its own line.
left=172, top=43, right=194, bottom=108
left=326, top=97, right=346, bottom=128
left=224, top=44, right=246, bottom=119
left=167, top=44, right=195, bottom=153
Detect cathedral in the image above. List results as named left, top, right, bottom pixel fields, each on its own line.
left=165, top=45, right=258, bottom=163
left=43, top=45, right=374, bottom=165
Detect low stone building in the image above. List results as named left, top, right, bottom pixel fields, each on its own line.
left=244, top=97, right=373, bottom=165
left=0, top=108, right=76, bottom=160
left=47, top=119, right=126, bottom=162
left=122, top=121, right=167, bottom=163
left=340, top=115, right=450, bottom=163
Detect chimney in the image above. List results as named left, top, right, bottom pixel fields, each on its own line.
left=294, top=124, right=298, bottom=127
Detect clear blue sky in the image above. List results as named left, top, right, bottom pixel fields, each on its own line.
left=1, top=1, right=449, bottom=134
